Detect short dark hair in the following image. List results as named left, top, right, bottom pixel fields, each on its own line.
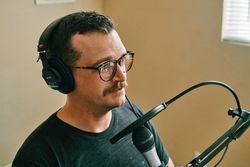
left=47, top=11, right=115, bottom=66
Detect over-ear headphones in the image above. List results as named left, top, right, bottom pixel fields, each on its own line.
left=37, top=16, right=75, bottom=94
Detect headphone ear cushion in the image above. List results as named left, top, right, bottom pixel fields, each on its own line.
left=42, top=57, right=75, bottom=94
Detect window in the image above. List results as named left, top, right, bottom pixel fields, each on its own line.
left=222, top=0, right=250, bottom=46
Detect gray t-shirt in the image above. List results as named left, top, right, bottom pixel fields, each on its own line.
left=13, top=102, right=169, bottom=167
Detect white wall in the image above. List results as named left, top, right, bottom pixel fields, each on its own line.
left=0, top=0, right=103, bottom=165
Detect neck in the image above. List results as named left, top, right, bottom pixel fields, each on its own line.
left=57, top=97, right=112, bottom=133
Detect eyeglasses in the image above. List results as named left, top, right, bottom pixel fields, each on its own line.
left=71, top=51, right=134, bottom=82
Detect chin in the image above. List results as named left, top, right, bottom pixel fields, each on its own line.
left=104, top=88, right=126, bottom=108
left=109, top=94, right=126, bottom=108
left=117, top=97, right=126, bottom=106
left=115, top=95, right=126, bottom=106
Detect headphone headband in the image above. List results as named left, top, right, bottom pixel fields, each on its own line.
left=38, top=17, right=64, bottom=52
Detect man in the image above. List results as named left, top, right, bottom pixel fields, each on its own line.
left=13, top=11, right=174, bottom=167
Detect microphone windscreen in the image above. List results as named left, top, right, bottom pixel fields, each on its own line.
left=132, top=126, right=154, bottom=152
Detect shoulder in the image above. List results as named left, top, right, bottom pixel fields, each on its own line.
left=21, top=112, right=61, bottom=143
left=13, top=113, right=60, bottom=166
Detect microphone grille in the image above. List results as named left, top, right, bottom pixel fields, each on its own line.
left=132, top=126, right=154, bottom=152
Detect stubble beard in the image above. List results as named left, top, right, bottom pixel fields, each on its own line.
left=103, top=81, right=128, bottom=108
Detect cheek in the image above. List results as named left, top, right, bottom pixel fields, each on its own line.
left=74, top=74, right=106, bottom=95
left=74, top=71, right=97, bottom=88
left=73, top=71, right=116, bottom=99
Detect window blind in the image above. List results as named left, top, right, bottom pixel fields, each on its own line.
left=222, top=0, right=250, bottom=45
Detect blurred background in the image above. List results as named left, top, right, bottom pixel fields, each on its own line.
left=1, top=0, right=249, bottom=166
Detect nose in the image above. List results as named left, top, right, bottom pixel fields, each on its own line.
left=112, top=64, right=126, bottom=82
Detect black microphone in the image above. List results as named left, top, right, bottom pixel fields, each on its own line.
left=132, top=126, right=163, bottom=167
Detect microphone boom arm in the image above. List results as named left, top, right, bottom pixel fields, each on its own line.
left=187, top=108, right=250, bottom=167
left=109, top=80, right=249, bottom=166
left=110, top=81, right=242, bottom=144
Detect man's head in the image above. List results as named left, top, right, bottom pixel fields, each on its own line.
left=38, top=11, right=134, bottom=110
left=38, top=11, right=116, bottom=93
left=47, top=11, right=115, bottom=66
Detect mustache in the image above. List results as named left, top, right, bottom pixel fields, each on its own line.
left=117, top=82, right=128, bottom=89
left=103, top=82, right=128, bottom=96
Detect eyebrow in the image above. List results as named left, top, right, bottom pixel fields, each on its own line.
left=92, top=56, right=114, bottom=67
left=93, top=52, right=127, bottom=67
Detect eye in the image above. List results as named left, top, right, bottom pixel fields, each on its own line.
left=99, top=62, right=114, bottom=73
left=118, top=56, right=127, bottom=66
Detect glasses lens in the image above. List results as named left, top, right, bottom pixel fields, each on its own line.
left=99, top=52, right=134, bottom=81
left=123, top=53, right=133, bottom=72
left=99, top=62, right=115, bottom=81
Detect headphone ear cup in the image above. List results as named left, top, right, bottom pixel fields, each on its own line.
left=42, top=57, right=75, bottom=94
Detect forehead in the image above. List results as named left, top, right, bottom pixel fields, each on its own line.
left=71, top=30, right=126, bottom=65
